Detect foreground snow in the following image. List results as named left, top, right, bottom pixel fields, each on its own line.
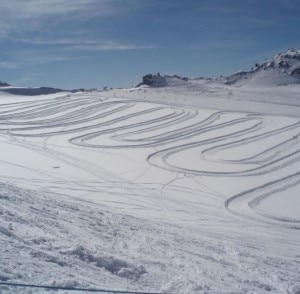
left=0, top=82, right=300, bottom=293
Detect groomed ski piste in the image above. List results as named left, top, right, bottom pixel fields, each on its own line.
left=0, top=78, right=300, bottom=293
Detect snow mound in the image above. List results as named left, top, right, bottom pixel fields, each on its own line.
left=70, top=246, right=147, bottom=280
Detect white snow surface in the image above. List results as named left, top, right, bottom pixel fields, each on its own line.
left=0, top=81, right=300, bottom=293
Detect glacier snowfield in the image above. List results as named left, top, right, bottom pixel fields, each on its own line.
left=0, top=85, right=300, bottom=293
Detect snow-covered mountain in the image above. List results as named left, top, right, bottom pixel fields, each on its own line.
left=255, top=48, right=300, bottom=75
left=138, top=49, right=300, bottom=88
left=220, top=48, right=300, bottom=86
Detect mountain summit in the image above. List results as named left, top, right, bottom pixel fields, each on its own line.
left=255, top=48, right=300, bottom=75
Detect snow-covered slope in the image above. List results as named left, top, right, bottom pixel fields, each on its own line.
left=0, top=81, right=300, bottom=293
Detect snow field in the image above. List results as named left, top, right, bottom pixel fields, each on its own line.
left=0, top=85, right=300, bottom=293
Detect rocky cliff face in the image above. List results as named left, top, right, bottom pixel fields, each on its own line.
left=139, top=73, right=167, bottom=87
left=137, top=73, right=189, bottom=88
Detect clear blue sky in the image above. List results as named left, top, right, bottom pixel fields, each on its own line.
left=0, top=0, right=299, bottom=89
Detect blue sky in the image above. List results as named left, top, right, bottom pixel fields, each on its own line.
left=0, top=0, right=299, bottom=89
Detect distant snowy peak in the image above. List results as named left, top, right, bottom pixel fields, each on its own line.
left=222, top=48, right=300, bottom=86
left=255, top=48, right=300, bottom=75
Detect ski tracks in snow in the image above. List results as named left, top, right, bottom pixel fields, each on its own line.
left=0, top=92, right=300, bottom=292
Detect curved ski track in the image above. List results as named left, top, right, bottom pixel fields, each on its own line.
left=1, top=94, right=300, bottom=228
